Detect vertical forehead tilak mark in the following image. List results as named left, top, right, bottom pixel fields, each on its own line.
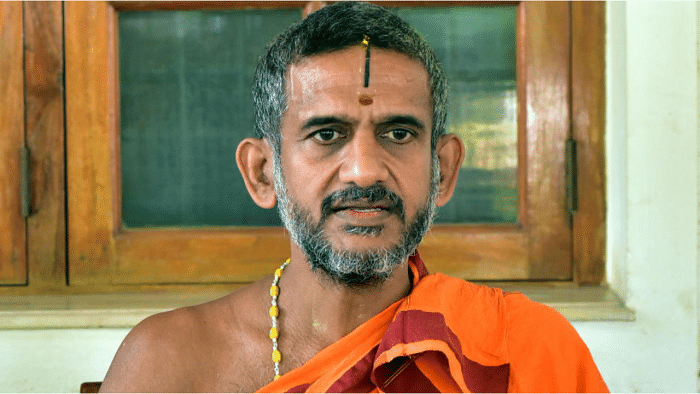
left=358, top=35, right=374, bottom=106
left=361, top=35, right=370, bottom=88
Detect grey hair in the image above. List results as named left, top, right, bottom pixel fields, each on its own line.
left=252, top=1, right=448, bottom=153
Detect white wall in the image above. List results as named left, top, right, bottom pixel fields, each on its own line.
left=1, top=2, right=699, bottom=393
left=0, top=329, right=126, bottom=392
left=573, top=1, right=700, bottom=392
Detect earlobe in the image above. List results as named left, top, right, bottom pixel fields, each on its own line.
left=435, top=134, right=465, bottom=207
left=236, top=138, right=278, bottom=209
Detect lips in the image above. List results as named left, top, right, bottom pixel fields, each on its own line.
left=328, top=200, right=396, bottom=223
left=347, top=207, right=383, bottom=213
left=332, top=200, right=391, bottom=213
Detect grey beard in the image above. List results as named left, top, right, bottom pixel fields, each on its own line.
left=272, top=149, right=440, bottom=288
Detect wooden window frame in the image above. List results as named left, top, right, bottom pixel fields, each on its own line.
left=0, top=1, right=604, bottom=294
left=0, top=2, right=26, bottom=286
left=1, top=2, right=67, bottom=291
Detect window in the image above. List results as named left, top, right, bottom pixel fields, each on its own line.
left=1, top=1, right=605, bottom=294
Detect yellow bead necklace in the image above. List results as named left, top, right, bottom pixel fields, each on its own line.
left=269, top=258, right=290, bottom=381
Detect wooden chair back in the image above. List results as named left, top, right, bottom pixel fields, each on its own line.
left=80, top=382, right=102, bottom=393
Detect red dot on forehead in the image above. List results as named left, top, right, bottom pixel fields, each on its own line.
left=358, top=94, right=374, bottom=106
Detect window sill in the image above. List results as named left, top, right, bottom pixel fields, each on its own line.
left=0, top=284, right=633, bottom=330
left=490, top=283, right=635, bottom=322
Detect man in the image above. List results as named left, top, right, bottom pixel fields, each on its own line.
left=100, top=2, right=608, bottom=392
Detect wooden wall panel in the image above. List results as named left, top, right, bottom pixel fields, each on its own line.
left=571, top=2, right=606, bottom=284
left=25, top=1, right=67, bottom=290
left=0, top=2, right=26, bottom=285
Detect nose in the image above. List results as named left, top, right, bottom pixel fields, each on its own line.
left=338, top=129, right=390, bottom=188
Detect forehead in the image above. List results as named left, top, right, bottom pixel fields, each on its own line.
left=284, top=47, right=431, bottom=124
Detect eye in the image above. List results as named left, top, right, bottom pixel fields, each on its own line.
left=383, top=128, right=414, bottom=143
left=311, top=129, right=343, bottom=143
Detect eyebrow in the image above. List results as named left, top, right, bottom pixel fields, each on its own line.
left=376, top=115, right=426, bottom=130
left=301, top=116, right=350, bottom=130
left=300, top=114, right=426, bottom=131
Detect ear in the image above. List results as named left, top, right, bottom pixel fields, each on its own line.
left=434, top=133, right=465, bottom=207
left=236, top=137, right=277, bottom=209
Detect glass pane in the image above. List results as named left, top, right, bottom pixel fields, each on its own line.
left=119, top=6, right=517, bottom=228
left=119, top=10, right=301, bottom=228
left=394, top=7, right=518, bottom=224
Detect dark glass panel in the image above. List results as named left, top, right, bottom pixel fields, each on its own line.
left=395, top=7, right=518, bottom=224
left=119, top=10, right=300, bottom=227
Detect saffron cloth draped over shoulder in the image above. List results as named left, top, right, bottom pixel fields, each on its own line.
left=257, top=252, right=609, bottom=393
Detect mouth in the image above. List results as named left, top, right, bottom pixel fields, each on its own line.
left=332, top=201, right=392, bottom=214
left=329, top=201, right=396, bottom=223
left=347, top=207, right=384, bottom=213
left=319, top=185, right=406, bottom=225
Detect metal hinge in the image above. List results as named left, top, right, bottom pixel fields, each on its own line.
left=20, top=145, right=31, bottom=218
left=565, top=138, right=578, bottom=224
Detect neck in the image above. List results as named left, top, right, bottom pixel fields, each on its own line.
left=277, top=245, right=412, bottom=349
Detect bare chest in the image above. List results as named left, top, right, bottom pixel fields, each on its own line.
left=205, top=335, right=328, bottom=392
left=181, top=338, right=275, bottom=392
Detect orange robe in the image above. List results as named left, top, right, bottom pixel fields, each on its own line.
left=258, top=252, right=608, bottom=393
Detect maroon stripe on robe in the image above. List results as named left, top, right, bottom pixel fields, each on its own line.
left=374, top=354, right=441, bottom=392
left=372, top=310, right=510, bottom=393
left=286, top=383, right=312, bottom=393
left=324, top=346, right=380, bottom=393
left=409, top=250, right=430, bottom=279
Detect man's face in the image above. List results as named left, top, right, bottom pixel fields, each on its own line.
left=274, top=46, right=438, bottom=286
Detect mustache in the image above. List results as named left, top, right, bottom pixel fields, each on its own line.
left=319, top=183, right=405, bottom=224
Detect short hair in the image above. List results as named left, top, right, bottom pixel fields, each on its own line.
left=252, top=1, right=447, bottom=152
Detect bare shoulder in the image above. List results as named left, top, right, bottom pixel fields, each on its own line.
left=99, top=305, right=201, bottom=392
left=100, top=278, right=274, bottom=393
